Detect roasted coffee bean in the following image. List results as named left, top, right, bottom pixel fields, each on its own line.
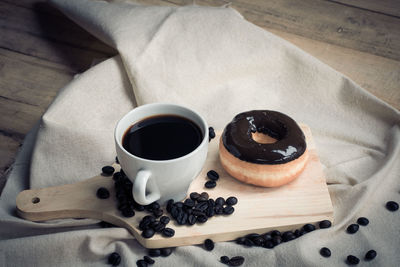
left=197, top=197, right=208, bottom=202
left=253, top=236, right=265, bottom=246
left=262, top=233, right=272, bottom=241
left=215, top=197, right=225, bottom=206
left=320, top=247, right=331, bottom=257
left=192, top=209, right=206, bottom=217
left=206, top=206, right=215, bottom=217
left=142, top=228, right=155, bottom=239
left=208, top=127, right=216, bottom=141
left=220, top=256, right=230, bottom=264
left=184, top=198, right=195, bottom=208
left=208, top=198, right=215, bottom=207
left=190, top=192, right=201, bottom=200
left=133, top=203, right=145, bottom=211
left=319, top=220, right=332, bottom=229
left=170, top=206, right=180, bottom=219
left=153, top=209, right=163, bottom=218
left=195, top=202, right=209, bottom=211
left=143, top=256, right=155, bottom=264
left=99, top=221, right=115, bottom=228
left=142, top=215, right=156, bottom=223
left=139, top=221, right=151, bottom=231
left=272, top=235, right=282, bottom=246
left=204, top=239, right=215, bottom=251
left=386, top=201, right=399, bottom=211
left=226, top=197, right=238, bottom=206
left=243, top=238, right=255, bottom=247
left=152, top=222, right=166, bottom=232
left=166, top=199, right=174, bottom=212
left=200, top=192, right=209, bottom=200
left=346, top=224, right=359, bottom=234
left=294, top=229, right=302, bottom=237
left=205, top=180, right=217, bottom=189
left=113, top=172, right=123, bottom=182
left=162, top=228, right=175, bottom=237
left=228, top=256, right=245, bottom=266
left=118, top=202, right=128, bottom=211
left=346, top=255, right=360, bottom=265
left=97, top=187, right=110, bottom=199
left=136, top=259, right=147, bottom=267
left=177, top=211, right=188, bottom=225
left=174, top=202, right=184, bottom=208
left=365, top=250, right=377, bottom=260
left=160, top=216, right=170, bottom=225
left=148, top=249, right=161, bottom=257
left=263, top=240, right=274, bottom=249
left=108, top=252, right=121, bottom=266
left=245, top=233, right=260, bottom=240
left=187, top=214, right=197, bottom=225
left=207, top=170, right=219, bottom=181
left=197, top=215, right=208, bottom=223
left=119, top=169, right=126, bottom=177
left=282, top=231, right=296, bottom=242
left=102, top=166, right=115, bottom=176
left=357, top=217, right=369, bottom=226
left=214, top=205, right=224, bottom=214
left=148, top=202, right=160, bottom=210
left=235, top=237, right=246, bottom=244
left=223, top=205, right=234, bottom=215
left=303, top=224, right=316, bottom=233
left=122, top=208, right=135, bottom=218
left=271, top=230, right=281, bottom=237
left=160, top=247, right=173, bottom=257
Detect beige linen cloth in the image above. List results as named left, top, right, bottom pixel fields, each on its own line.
left=1, top=0, right=400, bottom=266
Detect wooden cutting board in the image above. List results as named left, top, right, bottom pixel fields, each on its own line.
left=16, top=125, right=333, bottom=248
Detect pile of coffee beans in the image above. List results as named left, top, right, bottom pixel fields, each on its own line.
left=209, top=127, right=216, bottom=141
left=138, top=214, right=175, bottom=239
left=235, top=222, right=320, bottom=250
left=205, top=170, right=219, bottom=189
left=166, top=192, right=237, bottom=226
left=220, top=256, right=245, bottom=266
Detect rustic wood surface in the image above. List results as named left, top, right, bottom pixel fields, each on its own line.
left=16, top=128, right=333, bottom=248
left=1, top=0, right=399, bottom=194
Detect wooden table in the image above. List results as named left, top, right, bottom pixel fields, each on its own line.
left=1, top=0, right=399, bottom=193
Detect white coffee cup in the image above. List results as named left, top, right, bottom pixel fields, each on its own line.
left=115, top=103, right=209, bottom=205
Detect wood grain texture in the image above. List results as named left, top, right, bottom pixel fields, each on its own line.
left=16, top=127, right=334, bottom=248
left=329, top=0, right=400, bottom=17
left=1, top=0, right=400, bottom=195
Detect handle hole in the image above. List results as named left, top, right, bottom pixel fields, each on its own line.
left=32, top=197, right=40, bottom=204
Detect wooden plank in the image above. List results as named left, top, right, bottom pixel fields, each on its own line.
left=329, top=0, right=400, bottom=17
left=266, top=29, right=400, bottom=110
left=171, top=0, right=400, bottom=61
left=16, top=128, right=333, bottom=248
left=0, top=1, right=116, bottom=72
left=0, top=48, right=73, bottom=108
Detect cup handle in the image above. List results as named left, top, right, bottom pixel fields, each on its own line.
left=132, top=170, right=161, bottom=205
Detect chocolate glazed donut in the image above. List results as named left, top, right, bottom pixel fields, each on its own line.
left=222, top=110, right=307, bottom=164
left=219, top=110, right=309, bottom=187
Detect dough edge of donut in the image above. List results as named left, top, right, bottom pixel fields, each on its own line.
left=219, top=137, right=309, bottom=187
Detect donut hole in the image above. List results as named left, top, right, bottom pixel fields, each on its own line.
left=251, top=131, right=278, bottom=144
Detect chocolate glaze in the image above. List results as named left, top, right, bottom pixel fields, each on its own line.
left=222, top=110, right=306, bottom=164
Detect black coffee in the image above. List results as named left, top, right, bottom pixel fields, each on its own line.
left=122, top=115, right=203, bottom=160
